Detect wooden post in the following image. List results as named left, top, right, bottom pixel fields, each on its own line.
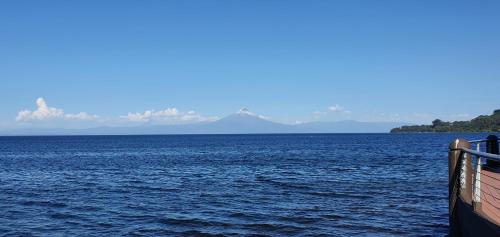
left=486, top=135, right=499, bottom=154
left=486, top=135, right=499, bottom=167
left=449, top=138, right=471, bottom=237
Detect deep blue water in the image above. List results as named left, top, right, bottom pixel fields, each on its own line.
left=0, top=133, right=492, bottom=236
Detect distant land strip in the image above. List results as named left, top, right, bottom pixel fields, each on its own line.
left=391, top=110, right=500, bottom=133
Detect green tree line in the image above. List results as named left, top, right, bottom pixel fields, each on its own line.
left=391, top=110, right=500, bottom=133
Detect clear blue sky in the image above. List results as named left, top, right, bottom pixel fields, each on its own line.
left=1, top=1, right=500, bottom=128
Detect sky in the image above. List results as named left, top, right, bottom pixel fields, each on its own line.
left=1, top=1, right=500, bottom=129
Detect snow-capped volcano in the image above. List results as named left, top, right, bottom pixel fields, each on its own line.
left=207, top=108, right=290, bottom=133
left=216, top=108, right=272, bottom=123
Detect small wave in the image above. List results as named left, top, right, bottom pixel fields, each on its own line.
left=421, top=223, right=448, bottom=229
left=255, top=176, right=311, bottom=190
left=158, top=217, right=232, bottom=228
left=117, top=214, right=156, bottom=221
left=278, top=215, right=320, bottom=224
left=180, top=230, right=225, bottom=237
left=97, top=222, right=114, bottom=228
left=228, top=212, right=245, bottom=218
left=306, top=191, right=373, bottom=200
left=119, top=185, right=179, bottom=193
left=242, top=223, right=304, bottom=233
left=21, top=200, right=67, bottom=208
left=320, top=213, right=344, bottom=220
left=71, top=205, right=102, bottom=212
left=50, top=212, right=79, bottom=220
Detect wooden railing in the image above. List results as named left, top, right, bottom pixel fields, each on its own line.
left=449, top=135, right=500, bottom=237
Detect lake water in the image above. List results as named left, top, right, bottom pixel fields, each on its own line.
left=0, top=133, right=491, bottom=236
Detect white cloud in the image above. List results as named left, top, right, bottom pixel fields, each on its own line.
left=16, top=98, right=98, bottom=122
left=313, top=111, right=326, bottom=116
left=125, top=108, right=179, bottom=122
left=328, top=104, right=345, bottom=113
left=65, top=112, right=99, bottom=120
left=122, top=107, right=217, bottom=124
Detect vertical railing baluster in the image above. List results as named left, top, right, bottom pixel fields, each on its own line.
left=473, top=143, right=481, bottom=205
left=460, top=152, right=466, bottom=191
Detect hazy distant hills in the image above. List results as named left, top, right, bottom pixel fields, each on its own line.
left=0, top=109, right=406, bottom=135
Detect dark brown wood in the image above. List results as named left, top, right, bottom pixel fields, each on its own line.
left=449, top=139, right=471, bottom=237
left=455, top=197, right=500, bottom=237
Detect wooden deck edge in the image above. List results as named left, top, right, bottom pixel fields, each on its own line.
left=451, top=197, right=500, bottom=237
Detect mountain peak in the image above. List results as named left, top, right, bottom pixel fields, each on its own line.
left=236, top=107, right=253, bottom=116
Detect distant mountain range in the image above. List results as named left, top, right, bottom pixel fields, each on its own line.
left=0, top=108, right=406, bottom=135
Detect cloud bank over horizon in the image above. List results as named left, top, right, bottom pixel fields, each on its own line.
left=14, top=98, right=219, bottom=127
left=8, top=98, right=476, bottom=130
left=16, top=98, right=99, bottom=122
left=122, top=108, right=218, bottom=124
